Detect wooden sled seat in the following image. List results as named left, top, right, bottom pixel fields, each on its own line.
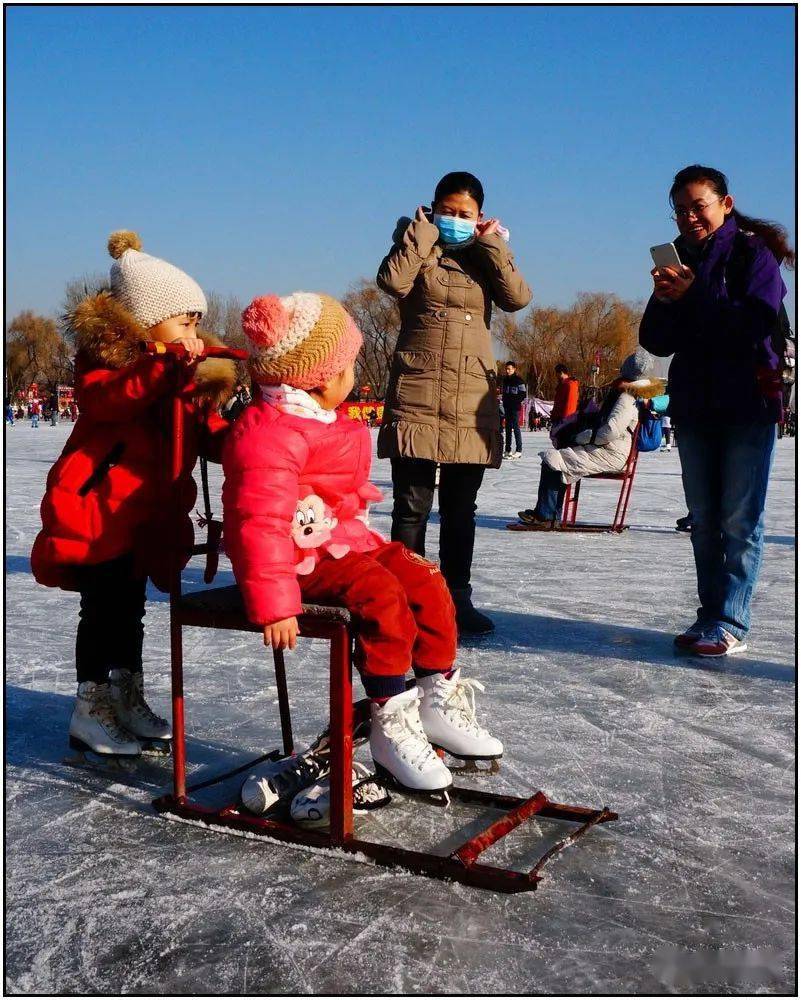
left=174, top=584, right=351, bottom=632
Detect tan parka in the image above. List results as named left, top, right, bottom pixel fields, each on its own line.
left=376, top=216, right=532, bottom=467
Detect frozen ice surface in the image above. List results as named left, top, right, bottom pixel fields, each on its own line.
left=4, top=424, right=796, bottom=994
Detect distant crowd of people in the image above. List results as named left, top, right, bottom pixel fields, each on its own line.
left=6, top=396, right=79, bottom=427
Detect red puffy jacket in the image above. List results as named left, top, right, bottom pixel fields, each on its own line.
left=222, top=398, right=383, bottom=626
left=31, top=292, right=236, bottom=592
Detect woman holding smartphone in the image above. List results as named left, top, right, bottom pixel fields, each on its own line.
left=640, top=164, right=793, bottom=656
left=377, top=171, right=531, bottom=635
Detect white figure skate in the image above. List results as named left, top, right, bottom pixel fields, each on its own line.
left=66, top=681, right=141, bottom=770
left=109, top=669, right=172, bottom=755
left=370, top=687, right=452, bottom=799
left=417, top=668, right=503, bottom=774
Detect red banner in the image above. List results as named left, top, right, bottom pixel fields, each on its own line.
left=337, top=401, right=384, bottom=424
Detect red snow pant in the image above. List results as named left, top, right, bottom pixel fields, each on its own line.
left=299, top=541, right=458, bottom=699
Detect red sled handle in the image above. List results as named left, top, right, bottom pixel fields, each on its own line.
left=140, top=341, right=249, bottom=362
left=139, top=340, right=246, bottom=591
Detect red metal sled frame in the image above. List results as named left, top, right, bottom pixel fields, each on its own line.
left=150, top=346, right=616, bottom=893
left=154, top=601, right=616, bottom=893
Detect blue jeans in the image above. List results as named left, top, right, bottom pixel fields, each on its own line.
left=678, top=422, right=776, bottom=638
left=534, top=463, right=567, bottom=521
left=504, top=409, right=523, bottom=453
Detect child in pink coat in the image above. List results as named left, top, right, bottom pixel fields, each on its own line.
left=222, top=292, right=502, bottom=800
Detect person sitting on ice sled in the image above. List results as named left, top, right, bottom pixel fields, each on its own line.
left=516, top=350, right=662, bottom=526
left=222, top=291, right=502, bottom=809
left=30, top=232, right=236, bottom=762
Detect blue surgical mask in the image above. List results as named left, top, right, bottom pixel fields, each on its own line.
left=433, top=213, right=476, bottom=245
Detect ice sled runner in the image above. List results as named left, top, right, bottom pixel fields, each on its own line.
left=148, top=344, right=617, bottom=894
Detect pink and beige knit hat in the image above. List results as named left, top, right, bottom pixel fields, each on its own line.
left=241, top=292, right=363, bottom=390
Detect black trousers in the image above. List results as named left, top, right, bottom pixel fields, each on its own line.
left=74, top=554, right=147, bottom=684
left=504, top=408, right=523, bottom=453
left=390, top=457, right=485, bottom=591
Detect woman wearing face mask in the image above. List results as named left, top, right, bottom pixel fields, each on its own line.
left=640, top=164, right=793, bottom=657
left=377, top=171, right=532, bottom=635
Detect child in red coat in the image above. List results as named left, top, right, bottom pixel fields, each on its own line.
left=32, top=232, right=235, bottom=760
left=223, top=292, right=502, bottom=802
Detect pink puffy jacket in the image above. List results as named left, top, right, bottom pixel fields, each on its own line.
left=222, top=398, right=383, bottom=626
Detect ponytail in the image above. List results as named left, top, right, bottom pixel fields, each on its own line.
left=730, top=209, right=795, bottom=269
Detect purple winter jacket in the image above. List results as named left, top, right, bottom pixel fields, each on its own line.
left=639, top=216, right=787, bottom=424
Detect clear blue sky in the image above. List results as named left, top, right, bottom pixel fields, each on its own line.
left=6, top=5, right=796, bottom=324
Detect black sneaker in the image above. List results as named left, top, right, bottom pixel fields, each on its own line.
left=676, top=514, right=692, bottom=533
left=518, top=508, right=554, bottom=526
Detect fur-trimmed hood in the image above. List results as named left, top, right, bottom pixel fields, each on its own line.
left=71, top=291, right=237, bottom=407
left=620, top=377, right=665, bottom=401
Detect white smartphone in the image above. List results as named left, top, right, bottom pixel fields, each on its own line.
left=650, top=242, right=684, bottom=272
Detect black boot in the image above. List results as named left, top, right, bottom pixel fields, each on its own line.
left=451, top=587, right=495, bottom=636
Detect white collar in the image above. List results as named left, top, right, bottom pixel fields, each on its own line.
left=260, top=384, right=337, bottom=424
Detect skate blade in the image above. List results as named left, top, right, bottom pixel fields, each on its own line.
left=63, top=749, right=139, bottom=773
left=434, top=748, right=502, bottom=775
left=65, top=735, right=141, bottom=772
left=139, top=739, right=172, bottom=757
left=373, top=763, right=452, bottom=806
left=447, top=758, right=501, bottom=776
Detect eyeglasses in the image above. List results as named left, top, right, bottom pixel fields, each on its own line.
left=670, top=198, right=724, bottom=222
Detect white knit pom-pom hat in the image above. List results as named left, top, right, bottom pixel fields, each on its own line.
left=107, top=230, right=207, bottom=329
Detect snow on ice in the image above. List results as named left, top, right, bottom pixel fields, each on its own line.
left=4, top=424, right=796, bottom=993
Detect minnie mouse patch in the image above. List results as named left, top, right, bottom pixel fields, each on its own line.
left=291, top=495, right=350, bottom=576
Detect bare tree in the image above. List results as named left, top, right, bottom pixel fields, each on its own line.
left=342, top=279, right=401, bottom=398
left=203, top=291, right=245, bottom=348
left=497, top=292, right=642, bottom=399
left=491, top=311, right=520, bottom=370
left=5, top=338, right=32, bottom=402
left=5, top=311, right=71, bottom=398
left=203, top=291, right=247, bottom=383
left=566, top=292, right=640, bottom=386
left=496, top=307, right=571, bottom=398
